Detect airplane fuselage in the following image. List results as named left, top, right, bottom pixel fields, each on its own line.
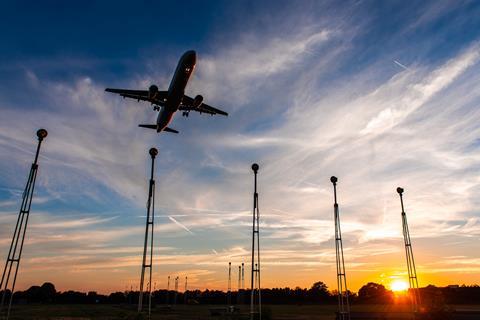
left=156, top=50, right=196, bottom=132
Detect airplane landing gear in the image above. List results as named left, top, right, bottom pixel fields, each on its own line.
left=182, top=111, right=189, bottom=117
left=153, top=106, right=160, bottom=111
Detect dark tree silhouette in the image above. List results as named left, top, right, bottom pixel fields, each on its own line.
left=357, top=282, right=393, bottom=304
left=4, top=281, right=480, bottom=306
left=310, top=281, right=329, bottom=295
left=109, top=292, right=126, bottom=304
left=309, top=281, right=331, bottom=303
left=40, top=282, right=56, bottom=303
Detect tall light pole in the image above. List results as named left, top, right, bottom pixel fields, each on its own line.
left=1, top=129, right=47, bottom=320
left=138, top=148, right=158, bottom=319
left=250, top=163, right=261, bottom=320
left=397, top=187, right=420, bottom=313
left=184, top=276, right=188, bottom=304
left=174, top=276, right=179, bottom=306
left=228, top=262, right=232, bottom=306
left=238, top=265, right=241, bottom=304
left=330, top=176, right=350, bottom=320
left=241, top=262, right=245, bottom=291
left=166, top=276, right=170, bottom=305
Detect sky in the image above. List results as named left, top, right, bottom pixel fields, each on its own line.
left=1, top=0, right=480, bottom=294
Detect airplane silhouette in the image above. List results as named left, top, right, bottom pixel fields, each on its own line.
left=106, top=50, right=227, bottom=134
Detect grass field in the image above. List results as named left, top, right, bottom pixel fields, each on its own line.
left=5, top=304, right=480, bottom=320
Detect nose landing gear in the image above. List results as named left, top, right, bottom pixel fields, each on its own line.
left=182, top=111, right=190, bottom=117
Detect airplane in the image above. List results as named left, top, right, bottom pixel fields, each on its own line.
left=105, top=50, right=228, bottom=134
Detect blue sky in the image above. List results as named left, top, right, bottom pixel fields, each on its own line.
left=1, top=0, right=480, bottom=293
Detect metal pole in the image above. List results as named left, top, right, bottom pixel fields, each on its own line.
left=184, top=276, right=188, bottom=304
left=256, top=198, right=261, bottom=320
left=228, top=262, right=232, bottom=306
left=250, top=163, right=261, bottom=320
left=242, top=263, right=245, bottom=290
left=166, top=276, right=170, bottom=305
left=1, top=129, right=47, bottom=320
left=250, top=166, right=256, bottom=320
left=238, top=265, right=241, bottom=300
left=174, top=276, right=178, bottom=306
left=241, top=262, right=245, bottom=305
left=397, top=187, right=420, bottom=313
left=138, top=148, right=157, bottom=318
left=148, top=168, right=155, bottom=319
left=330, top=176, right=350, bottom=320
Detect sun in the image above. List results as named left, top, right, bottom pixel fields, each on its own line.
left=390, top=280, right=408, bottom=292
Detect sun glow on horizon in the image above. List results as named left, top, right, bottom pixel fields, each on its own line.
left=390, top=280, right=409, bottom=292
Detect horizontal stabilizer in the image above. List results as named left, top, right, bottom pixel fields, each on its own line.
left=138, top=124, right=178, bottom=133
left=138, top=124, right=157, bottom=130
left=164, top=127, right=179, bottom=134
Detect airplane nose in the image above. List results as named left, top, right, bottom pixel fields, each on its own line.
left=183, top=50, right=196, bottom=65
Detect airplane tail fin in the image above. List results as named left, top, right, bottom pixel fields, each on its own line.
left=138, top=124, right=179, bottom=134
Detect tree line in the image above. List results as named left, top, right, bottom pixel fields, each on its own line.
left=1, top=281, right=479, bottom=305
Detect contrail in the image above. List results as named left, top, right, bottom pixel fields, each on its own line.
left=168, top=216, right=194, bottom=235
left=393, top=60, right=409, bottom=70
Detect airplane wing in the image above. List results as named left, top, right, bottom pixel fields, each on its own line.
left=105, top=88, right=168, bottom=105
left=180, top=95, right=228, bottom=116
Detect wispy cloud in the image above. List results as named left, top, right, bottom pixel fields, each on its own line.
left=362, top=42, right=480, bottom=135
left=32, top=216, right=118, bottom=229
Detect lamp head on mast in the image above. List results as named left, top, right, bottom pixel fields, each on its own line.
left=251, top=163, right=259, bottom=173
left=36, top=129, right=48, bottom=141
left=149, top=148, right=158, bottom=159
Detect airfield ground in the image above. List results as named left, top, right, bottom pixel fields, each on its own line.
left=6, top=304, right=480, bottom=320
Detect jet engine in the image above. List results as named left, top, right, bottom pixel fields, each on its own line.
left=192, top=95, right=203, bottom=108
left=148, top=85, right=159, bottom=99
